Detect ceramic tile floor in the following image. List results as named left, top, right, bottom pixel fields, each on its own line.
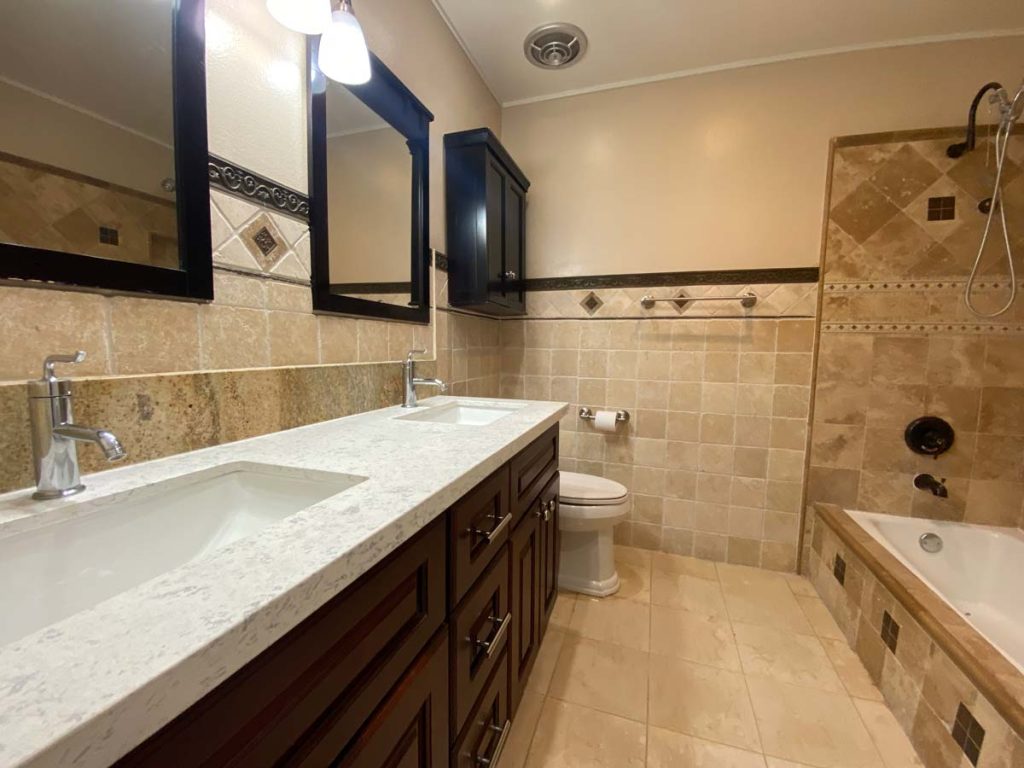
left=499, top=546, right=925, bottom=768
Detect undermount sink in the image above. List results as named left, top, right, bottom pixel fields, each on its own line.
left=396, top=400, right=528, bottom=426
left=0, top=462, right=365, bottom=646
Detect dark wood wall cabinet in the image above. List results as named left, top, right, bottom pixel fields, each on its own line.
left=115, top=424, right=560, bottom=768
left=444, top=128, right=530, bottom=316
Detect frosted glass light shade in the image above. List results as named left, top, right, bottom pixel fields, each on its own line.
left=266, top=0, right=331, bottom=35
left=317, top=8, right=371, bottom=84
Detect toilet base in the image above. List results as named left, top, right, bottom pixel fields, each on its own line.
left=557, top=527, right=620, bottom=597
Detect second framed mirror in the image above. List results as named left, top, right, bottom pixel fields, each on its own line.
left=308, top=45, right=433, bottom=324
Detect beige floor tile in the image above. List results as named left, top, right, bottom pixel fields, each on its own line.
left=782, top=573, right=819, bottom=598
left=733, top=622, right=844, bottom=692
left=717, top=562, right=791, bottom=591
left=616, top=555, right=652, bottom=604
left=651, top=570, right=729, bottom=618
left=525, top=698, right=647, bottom=768
left=747, top=677, right=883, bottom=768
left=569, top=596, right=651, bottom=651
left=852, top=698, right=925, bottom=768
left=795, top=595, right=845, bottom=639
left=549, top=636, right=649, bottom=721
left=721, top=578, right=813, bottom=634
left=616, top=545, right=653, bottom=567
left=550, top=592, right=577, bottom=629
left=652, top=551, right=719, bottom=580
left=764, top=760, right=818, bottom=768
left=527, top=627, right=567, bottom=695
left=820, top=638, right=884, bottom=701
left=502, top=690, right=545, bottom=768
left=648, top=654, right=762, bottom=752
left=646, top=726, right=767, bottom=767
left=650, top=606, right=741, bottom=671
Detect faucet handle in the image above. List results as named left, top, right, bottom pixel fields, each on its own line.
left=42, top=351, right=86, bottom=381
left=406, top=348, right=426, bottom=362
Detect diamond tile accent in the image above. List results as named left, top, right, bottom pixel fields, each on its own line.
left=241, top=213, right=286, bottom=271
left=952, top=702, right=985, bottom=766
left=580, top=291, right=604, bottom=315
left=253, top=227, right=277, bottom=256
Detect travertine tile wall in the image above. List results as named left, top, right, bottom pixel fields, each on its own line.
left=499, top=286, right=818, bottom=571
left=433, top=267, right=501, bottom=397
left=0, top=153, right=178, bottom=268
left=808, top=130, right=1024, bottom=527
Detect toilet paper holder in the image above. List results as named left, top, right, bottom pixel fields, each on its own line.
left=578, top=407, right=631, bottom=423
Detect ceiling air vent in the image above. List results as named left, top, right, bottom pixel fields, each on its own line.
left=524, top=23, right=588, bottom=69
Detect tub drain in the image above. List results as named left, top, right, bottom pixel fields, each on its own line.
left=919, top=532, right=943, bottom=553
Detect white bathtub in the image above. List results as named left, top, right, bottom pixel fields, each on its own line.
left=848, top=510, right=1024, bottom=674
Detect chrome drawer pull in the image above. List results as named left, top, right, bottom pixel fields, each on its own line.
left=474, top=611, right=512, bottom=658
left=469, top=512, right=511, bottom=543
left=476, top=719, right=511, bottom=766
left=535, top=499, right=552, bottom=522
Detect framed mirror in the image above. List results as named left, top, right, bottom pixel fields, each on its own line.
left=0, top=0, right=212, bottom=299
left=308, top=44, right=433, bottom=324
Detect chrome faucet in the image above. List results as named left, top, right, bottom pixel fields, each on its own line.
left=402, top=349, right=448, bottom=408
left=913, top=473, right=948, bottom=498
left=28, top=352, right=126, bottom=499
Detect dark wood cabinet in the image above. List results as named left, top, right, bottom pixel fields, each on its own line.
left=115, top=427, right=559, bottom=768
left=445, top=128, right=530, bottom=316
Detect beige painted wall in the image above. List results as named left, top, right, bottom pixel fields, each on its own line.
left=501, top=36, right=1024, bottom=279
left=327, top=128, right=411, bottom=284
left=0, top=80, right=174, bottom=196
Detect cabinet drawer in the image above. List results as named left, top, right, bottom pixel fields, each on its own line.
left=449, top=465, right=511, bottom=608
left=114, top=518, right=447, bottom=768
left=509, top=425, right=558, bottom=526
left=450, top=649, right=511, bottom=768
left=299, top=632, right=449, bottom=768
left=450, top=547, right=510, bottom=739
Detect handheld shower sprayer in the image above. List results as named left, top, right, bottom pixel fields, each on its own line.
left=959, top=81, right=1024, bottom=318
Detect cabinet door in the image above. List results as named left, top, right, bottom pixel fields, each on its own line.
left=321, top=633, right=449, bottom=768
left=484, top=158, right=508, bottom=307
left=538, top=474, right=560, bottom=634
left=502, top=178, right=526, bottom=313
left=509, top=505, right=541, bottom=713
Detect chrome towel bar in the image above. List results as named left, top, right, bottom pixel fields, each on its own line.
left=640, top=292, right=757, bottom=309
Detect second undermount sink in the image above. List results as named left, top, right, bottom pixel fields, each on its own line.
left=0, top=462, right=365, bottom=647
left=396, top=399, right=528, bottom=426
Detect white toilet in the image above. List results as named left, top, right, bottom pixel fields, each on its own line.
left=557, top=471, right=630, bottom=597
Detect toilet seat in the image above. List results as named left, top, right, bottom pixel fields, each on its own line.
left=559, top=471, right=628, bottom=506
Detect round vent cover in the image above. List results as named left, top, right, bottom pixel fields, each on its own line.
left=524, top=23, right=588, bottom=69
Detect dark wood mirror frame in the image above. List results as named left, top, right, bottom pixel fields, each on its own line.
left=0, top=0, right=213, bottom=300
left=307, top=42, right=434, bottom=324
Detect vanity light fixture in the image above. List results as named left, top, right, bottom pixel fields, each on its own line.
left=265, top=0, right=332, bottom=35
left=317, top=0, right=371, bottom=85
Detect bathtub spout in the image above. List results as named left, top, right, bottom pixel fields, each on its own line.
left=914, top=473, right=948, bottom=498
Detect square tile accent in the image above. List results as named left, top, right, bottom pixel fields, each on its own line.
left=880, top=610, right=900, bottom=653
left=241, top=213, right=287, bottom=271
left=98, top=226, right=120, bottom=245
left=832, top=552, right=846, bottom=585
left=952, top=702, right=985, bottom=766
left=926, top=195, right=956, bottom=221
left=580, top=291, right=604, bottom=315
left=253, top=226, right=278, bottom=257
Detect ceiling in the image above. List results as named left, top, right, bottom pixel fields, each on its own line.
left=0, top=0, right=174, bottom=145
left=432, top=0, right=1024, bottom=106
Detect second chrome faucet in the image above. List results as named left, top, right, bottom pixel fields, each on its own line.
left=402, top=349, right=448, bottom=408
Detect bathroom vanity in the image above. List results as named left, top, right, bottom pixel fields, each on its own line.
left=0, top=397, right=566, bottom=768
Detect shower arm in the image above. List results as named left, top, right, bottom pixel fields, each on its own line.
left=947, top=81, right=1003, bottom=158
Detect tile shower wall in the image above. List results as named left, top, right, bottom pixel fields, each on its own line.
left=808, top=129, right=1024, bottom=527
left=499, top=282, right=818, bottom=571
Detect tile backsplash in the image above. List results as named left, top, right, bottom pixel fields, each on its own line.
left=808, top=129, right=1024, bottom=528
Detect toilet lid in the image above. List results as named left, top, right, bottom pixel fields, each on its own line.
left=559, top=471, right=629, bottom=506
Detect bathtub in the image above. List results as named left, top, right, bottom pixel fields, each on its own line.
left=848, top=510, right=1024, bottom=674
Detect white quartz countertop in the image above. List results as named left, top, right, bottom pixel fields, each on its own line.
left=0, top=396, right=567, bottom=768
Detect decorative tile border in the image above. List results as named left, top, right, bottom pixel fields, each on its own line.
left=820, top=322, right=1024, bottom=335
left=524, top=281, right=818, bottom=320
left=208, top=155, right=309, bottom=221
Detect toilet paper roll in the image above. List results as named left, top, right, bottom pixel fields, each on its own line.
left=593, top=410, right=618, bottom=433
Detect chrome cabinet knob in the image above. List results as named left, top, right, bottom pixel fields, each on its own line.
left=502, top=271, right=517, bottom=281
